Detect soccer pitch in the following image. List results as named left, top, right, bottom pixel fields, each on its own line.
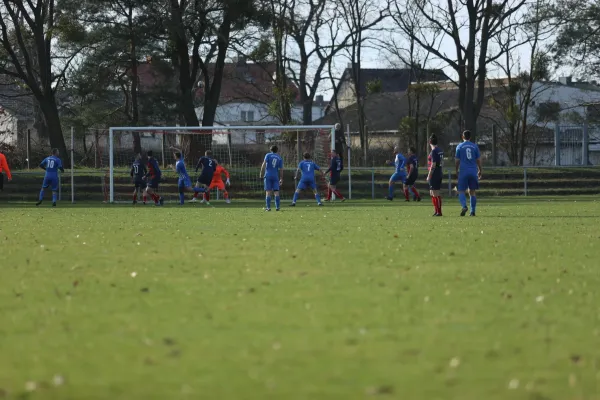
left=1, top=198, right=599, bottom=399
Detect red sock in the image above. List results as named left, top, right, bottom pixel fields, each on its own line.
left=411, top=187, right=420, bottom=198
left=403, top=188, right=410, bottom=200
left=151, top=193, right=159, bottom=203
left=143, top=195, right=147, bottom=203
left=437, top=196, right=442, bottom=215
left=205, top=192, right=210, bottom=202
left=133, top=193, right=137, bottom=202
left=193, top=192, right=199, bottom=199
left=333, top=189, right=344, bottom=200
left=326, top=188, right=332, bottom=200
left=224, top=191, right=229, bottom=199
left=432, top=196, right=438, bottom=213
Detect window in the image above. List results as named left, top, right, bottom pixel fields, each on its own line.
left=241, top=110, right=255, bottom=122
left=256, top=130, right=265, bottom=144
left=536, top=102, right=560, bottom=122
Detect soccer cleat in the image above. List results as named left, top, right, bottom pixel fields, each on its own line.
left=386, top=196, right=393, bottom=201
left=200, top=199, right=206, bottom=204
left=276, top=208, right=280, bottom=211
left=432, top=213, right=442, bottom=217
left=470, top=213, right=476, bottom=217
left=265, top=208, right=271, bottom=212
left=405, top=199, right=410, bottom=202
left=143, top=202, right=146, bottom=205
left=35, top=200, right=43, bottom=206
left=460, top=207, right=469, bottom=217
left=159, top=197, right=164, bottom=206
left=341, top=198, right=346, bottom=202
left=318, top=203, right=323, bottom=206
left=289, top=203, right=296, bottom=207
left=225, top=199, right=231, bottom=204
left=52, top=202, right=56, bottom=207
left=190, top=198, right=198, bottom=203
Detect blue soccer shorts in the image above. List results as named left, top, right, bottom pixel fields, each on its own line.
left=264, top=176, right=280, bottom=191
left=390, top=172, right=406, bottom=183
left=297, top=179, right=316, bottom=190
left=178, top=177, right=192, bottom=190
left=42, top=176, right=59, bottom=191
left=457, top=173, right=479, bottom=191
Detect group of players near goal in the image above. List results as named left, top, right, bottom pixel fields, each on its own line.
left=32, top=130, right=482, bottom=216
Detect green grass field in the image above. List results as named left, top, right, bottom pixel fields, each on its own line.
left=1, top=197, right=599, bottom=400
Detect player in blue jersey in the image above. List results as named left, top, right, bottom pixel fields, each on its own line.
left=192, top=150, right=217, bottom=205
left=36, top=148, right=64, bottom=207
left=144, top=150, right=164, bottom=206
left=290, top=152, right=324, bottom=207
left=427, top=135, right=444, bottom=216
left=325, top=149, right=345, bottom=202
left=404, top=147, right=421, bottom=202
left=455, top=130, right=482, bottom=216
left=130, top=154, right=147, bottom=205
left=385, top=146, right=408, bottom=201
left=260, top=145, right=284, bottom=211
left=172, top=150, right=205, bottom=205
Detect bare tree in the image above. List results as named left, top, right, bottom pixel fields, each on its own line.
left=284, top=0, right=388, bottom=125
left=486, top=0, right=554, bottom=165
left=336, top=0, right=390, bottom=162
left=392, top=0, right=528, bottom=135
left=0, top=0, right=86, bottom=165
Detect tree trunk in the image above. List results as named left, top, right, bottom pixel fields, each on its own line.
left=39, top=97, right=69, bottom=167
left=130, top=25, right=142, bottom=156
left=301, top=93, right=313, bottom=125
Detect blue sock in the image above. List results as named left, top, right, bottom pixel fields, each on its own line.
left=292, top=192, right=299, bottom=203
left=470, top=196, right=477, bottom=213
left=266, top=196, right=271, bottom=209
left=52, top=192, right=57, bottom=203
left=315, top=194, right=321, bottom=204
left=459, top=192, right=467, bottom=208
left=179, top=192, right=185, bottom=205
left=275, top=195, right=280, bottom=209
left=39, top=190, right=44, bottom=201
left=388, top=184, right=394, bottom=198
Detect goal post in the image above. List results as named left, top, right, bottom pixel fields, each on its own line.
left=108, top=125, right=336, bottom=203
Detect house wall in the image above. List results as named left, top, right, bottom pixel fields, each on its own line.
left=0, top=111, right=19, bottom=146
left=522, top=83, right=600, bottom=128
left=194, top=102, right=327, bottom=145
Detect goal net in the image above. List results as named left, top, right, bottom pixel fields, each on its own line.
left=106, top=125, right=335, bottom=203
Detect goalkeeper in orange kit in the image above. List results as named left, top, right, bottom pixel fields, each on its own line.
left=204, top=159, right=231, bottom=203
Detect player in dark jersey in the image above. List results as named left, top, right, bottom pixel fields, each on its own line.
left=130, top=154, right=147, bottom=205
left=325, top=149, right=345, bottom=202
left=426, top=135, right=444, bottom=216
left=192, top=150, right=218, bottom=205
left=144, top=150, right=164, bottom=206
left=404, top=147, right=421, bottom=202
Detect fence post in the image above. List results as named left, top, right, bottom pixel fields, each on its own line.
left=448, top=170, right=452, bottom=196
left=347, top=124, right=352, bottom=200
left=71, top=126, right=75, bottom=204
left=524, top=167, right=528, bottom=196
left=583, top=120, right=589, bottom=165
left=492, top=124, right=497, bottom=166
left=554, top=124, right=561, bottom=166
left=371, top=167, right=375, bottom=200
left=161, top=133, right=166, bottom=168
left=26, top=129, right=30, bottom=170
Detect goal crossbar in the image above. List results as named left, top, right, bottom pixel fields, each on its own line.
left=108, top=125, right=336, bottom=203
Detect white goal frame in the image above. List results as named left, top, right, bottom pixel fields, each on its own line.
left=108, top=125, right=336, bottom=203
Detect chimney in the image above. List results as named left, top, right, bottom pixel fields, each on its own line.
left=559, top=76, right=572, bottom=86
